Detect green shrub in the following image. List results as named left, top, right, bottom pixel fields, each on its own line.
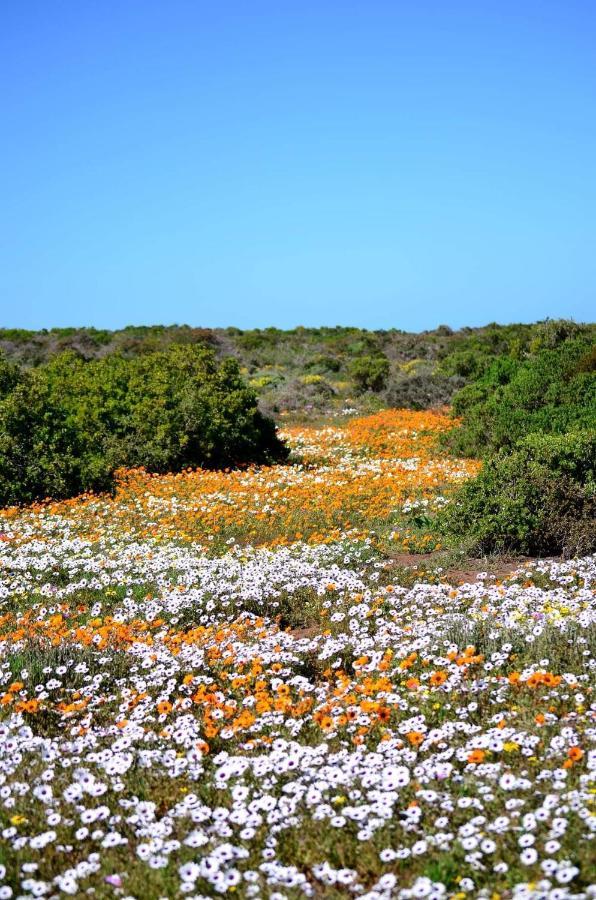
left=438, top=349, right=490, bottom=380
left=446, top=337, right=596, bottom=456
left=0, top=355, right=22, bottom=398
left=0, top=372, right=85, bottom=502
left=304, top=354, right=341, bottom=374
left=439, top=431, right=596, bottom=557
left=349, top=355, right=390, bottom=393
left=1, top=321, right=593, bottom=415
left=269, top=376, right=336, bottom=414
left=0, top=347, right=287, bottom=506
left=529, top=318, right=585, bottom=352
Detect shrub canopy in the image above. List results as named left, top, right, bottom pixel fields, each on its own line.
left=349, top=355, right=390, bottom=393
left=439, top=430, right=596, bottom=557
left=446, top=336, right=596, bottom=456
left=0, top=346, right=287, bottom=505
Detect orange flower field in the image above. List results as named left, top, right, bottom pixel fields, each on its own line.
left=0, top=410, right=594, bottom=899
left=1, top=410, right=479, bottom=551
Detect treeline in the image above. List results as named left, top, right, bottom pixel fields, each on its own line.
left=2, top=320, right=589, bottom=416
left=0, top=346, right=287, bottom=506
left=439, top=321, right=595, bottom=557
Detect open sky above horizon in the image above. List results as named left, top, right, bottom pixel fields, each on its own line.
left=1, top=1, right=595, bottom=331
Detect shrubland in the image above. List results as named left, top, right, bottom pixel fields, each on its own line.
left=445, top=334, right=595, bottom=456
left=0, top=318, right=594, bottom=557
left=439, top=430, right=595, bottom=557
left=3, top=319, right=593, bottom=418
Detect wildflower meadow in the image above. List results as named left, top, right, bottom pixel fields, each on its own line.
left=0, top=409, right=594, bottom=899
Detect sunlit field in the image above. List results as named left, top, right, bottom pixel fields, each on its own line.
left=0, top=410, right=593, bottom=899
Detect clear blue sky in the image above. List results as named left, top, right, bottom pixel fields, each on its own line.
left=1, top=1, right=595, bottom=331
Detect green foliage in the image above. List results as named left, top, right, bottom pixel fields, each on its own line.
left=0, top=347, right=287, bottom=505
left=439, top=431, right=596, bottom=557
left=0, top=370, right=85, bottom=502
left=263, top=375, right=336, bottom=415
left=0, top=355, right=22, bottom=397
left=441, top=330, right=596, bottom=557
left=529, top=317, right=585, bottom=352
left=304, top=353, right=341, bottom=374
left=438, top=349, right=490, bottom=379
left=446, top=337, right=596, bottom=456
left=349, top=354, right=390, bottom=393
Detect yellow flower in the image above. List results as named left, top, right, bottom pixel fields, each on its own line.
left=503, top=741, right=519, bottom=752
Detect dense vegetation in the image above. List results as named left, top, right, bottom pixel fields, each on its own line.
left=2, top=320, right=585, bottom=417
left=0, top=346, right=286, bottom=505
left=446, top=330, right=596, bottom=456
left=439, top=322, right=596, bottom=557
left=440, top=430, right=595, bottom=557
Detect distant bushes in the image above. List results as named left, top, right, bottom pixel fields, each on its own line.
left=262, top=376, right=337, bottom=415
left=1, top=320, right=593, bottom=417
left=383, top=372, right=464, bottom=410
left=304, top=354, right=341, bottom=374
left=0, top=347, right=287, bottom=505
left=439, top=431, right=596, bottom=557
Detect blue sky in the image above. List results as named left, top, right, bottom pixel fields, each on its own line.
left=1, top=1, right=595, bottom=330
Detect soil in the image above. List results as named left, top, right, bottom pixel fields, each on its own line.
left=287, top=625, right=320, bottom=641
left=386, top=551, right=558, bottom=585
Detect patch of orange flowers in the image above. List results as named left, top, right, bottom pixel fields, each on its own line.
left=0, top=410, right=479, bottom=551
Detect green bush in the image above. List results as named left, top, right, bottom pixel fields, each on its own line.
left=529, top=318, right=585, bottom=352
left=1, top=320, right=593, bottom=415
left=438, top=349, right=490, bottom=380
left=446, top=337, right=596, bottom=456
left=439, top=431, right=596, bottom=557
left=349, top=355, right=390, bottom=393
left=0, top=355, right=22, bottom=398
left=0, top=346, right=287, bottom=506
left=304, top=354, right=341, bottom=374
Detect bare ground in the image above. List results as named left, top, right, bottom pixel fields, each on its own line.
left=386, top=551, right=559, bottom=585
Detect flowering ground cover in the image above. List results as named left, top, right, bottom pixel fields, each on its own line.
left=0, top=410, right=477, bottom=554
left=0, top=410, right=593, bottom=899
